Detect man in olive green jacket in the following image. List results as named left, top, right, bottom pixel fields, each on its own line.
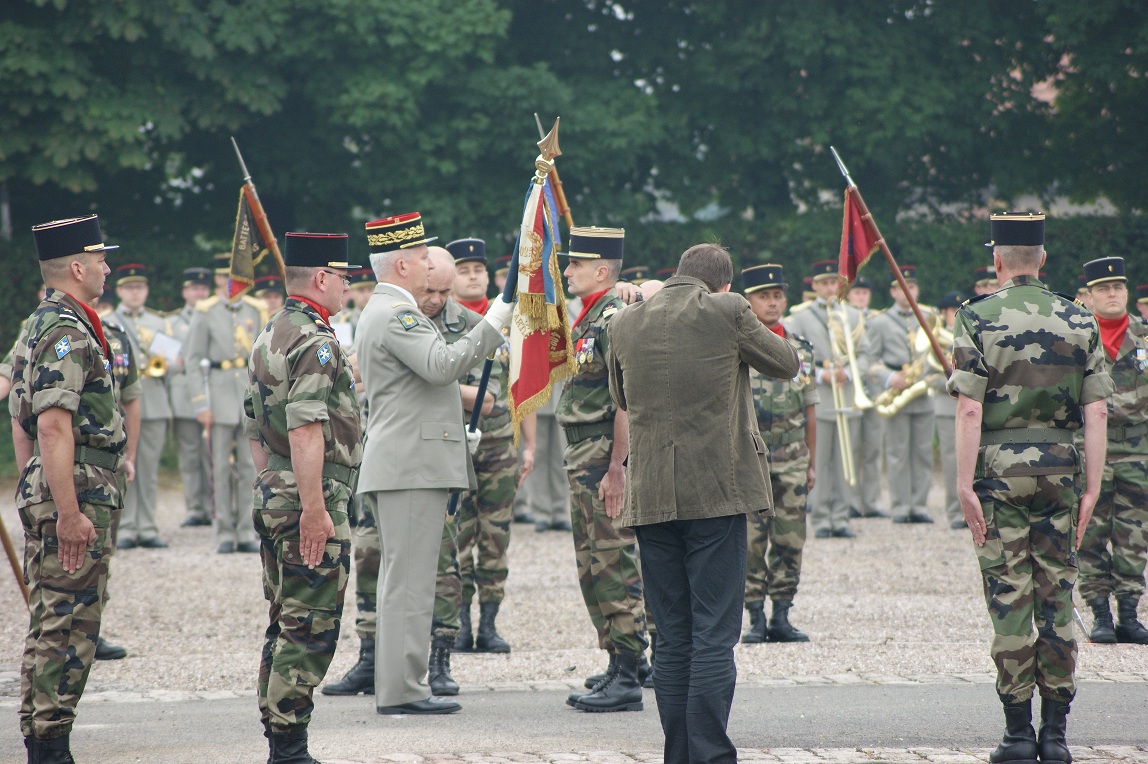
left=607, top=243, right=799, bottom=764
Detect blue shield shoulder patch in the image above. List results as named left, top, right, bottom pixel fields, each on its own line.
left=54, top=337, right=71, bottom=359
left=316, top=343, right=333, bottom=366
left=397, top=312, right=419, bottom=331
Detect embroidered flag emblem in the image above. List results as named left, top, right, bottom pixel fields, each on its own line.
left=54, top=337, right=71, bottom=359
left=317, top=343, right=332, bottom=366
left=398, top=312, right=419, bottom=330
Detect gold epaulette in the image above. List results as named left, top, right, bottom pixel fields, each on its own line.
left=787, top=300, right=813, bottom=315
left=243, top=294, right=270, bottom=325
left=195, top=295, right=221, bottom=313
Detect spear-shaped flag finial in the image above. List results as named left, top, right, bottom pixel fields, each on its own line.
left=535, top=118, right=562, bottom=181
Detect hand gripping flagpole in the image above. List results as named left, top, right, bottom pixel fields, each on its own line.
left=830, top=146, right=951, bottom=377
left=447, top=120, right=564, bottom=516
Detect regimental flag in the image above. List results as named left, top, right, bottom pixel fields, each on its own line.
left=228, top=187, right=270, bottom=300
left=837, top=186, right=881, bottom=299
left=508, top=176, right=576, bottom=444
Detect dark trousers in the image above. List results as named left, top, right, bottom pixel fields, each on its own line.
left=635, top=514, right=747, bottom=764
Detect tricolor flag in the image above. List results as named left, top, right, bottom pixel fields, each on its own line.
left=837, top=186, right=881, bottom=299
left=228, top=187, right=270, bottom=300
left=507, top=176, right=576, bottom=443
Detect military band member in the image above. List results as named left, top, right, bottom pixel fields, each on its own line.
left=558, top=226, right=649, bottom=713
left=784, top=260, right=862, bottom=538
left=1078, top=257, right=1148, bottom=645
left=948, top=212, right=1112, bottom=764
left=11, top=215, right=126, bottom=762
left=862, top=265, right=936, bottom=524
left=211, top=252, right=231, bottom=298
left=252, top=273, right=285, bottom=315
left=355, top=212, right=511, bottom=715
left=739, top=265, right=817, bottom=644
left=846, top=276, right=888, bottom=519
left=493, top=254, right=512, bottom=293
left=186, top=262, right=268, bottom=554
left=929, top=291, right=966, bottom=529
left=1136, top=283, right=1148, bottom=322
left=331, top=267, right=375, bottom=347
left=1075, top=273, right=1092, bottom=311
left=170, top=267, right=213, bottom=528
left=973, top=264, right=999, bottom=295
left=244, top=232, right=362, bottom=763
left=110, top=263, right=173, bottom=549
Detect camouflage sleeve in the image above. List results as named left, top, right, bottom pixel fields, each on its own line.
left=28, top=323, right=95, bottom=415
left=0, top=334, right=16, bottom=380
left=121, top=377, right=142, bottom=404
left=284, top=336, right=336, bottom=430
left=1080, top=320, right=1115, bottom=404
left=607, top=341, right=627, bottom=412
left=242, top=385, right=259, bottom=440
left=945, top=308, right=986, bottom=401
left=799, top=342, right=819, bottom=407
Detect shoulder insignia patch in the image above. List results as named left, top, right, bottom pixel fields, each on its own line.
left=392, top=301, right=414, bottom=309
left=602, top=307, right=618, bottom=319
left=54, top=337, right=71, bottom=359
left=316, top=343, right=333, bottom=366
left=397, top=311, right=419, bottom=331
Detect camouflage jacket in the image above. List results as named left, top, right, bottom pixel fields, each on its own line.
left=244, top=298, right=363, bottom=507
left=102, top=317, right=142, bottom=406
left=1101, top=315, right=1148, bottom=461
left=0, top=315, right=32, bottom=381
left=750, top=330, right=818, bottom=471
left=9, top=288, right=127, bottom=510
left=558, top=287, right=624, bottom=465
left=433, top=297, right=512, bottom=441
left=946, top=275, right=1113, bottom=478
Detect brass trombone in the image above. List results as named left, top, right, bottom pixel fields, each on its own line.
left=826, top=301, right=872, bottom=487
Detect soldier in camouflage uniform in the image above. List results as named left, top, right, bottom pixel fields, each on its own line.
left=11, top=216, right=126, bottom=763
left=558, top=227, right=648, bottom=713
left=738, top=265, right=818, bottom=645
left=948, top=213, right=1113, bottom=764
left=243, top=233, right=362, bottom=763
left=1078, top=257, right=1148, bottom=645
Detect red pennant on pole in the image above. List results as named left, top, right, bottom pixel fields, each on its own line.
left=837, top=186, right=880, bottom=299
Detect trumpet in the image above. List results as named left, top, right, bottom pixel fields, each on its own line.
left=825, top=301, right=870, bottom=487
left=135, top=326, right=169, bottom=378
left=145, top=355, right=168, bottom=378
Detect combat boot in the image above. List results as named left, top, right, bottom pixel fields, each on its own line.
left=766, top=599, right=810, bottom=643
left=574, top=648, right=643, bottom=712
left=741, top=601, right=768, bottom=644
left=454, top=606, right=474, bottom=652
left=320, top=638, right=374, bottom=696
left=643, top=632, right=656, bottom=689
left=1115, top=596, right=1148, bottom=644
left=270, top=728, right=320, bottom=764
left=582, top=650, right=651, bottom=688
left=29, top=733, right=75, bottom=764
left=474, top=602, right=511, bottom=653
left=428, top=635, right=459, bottom=696
left=570, top=653, right=615, bottom=706
left=988, top=701, right=1038, bottom=764
left=1087, top=597, right=1116, bottom=643
left=1037, top=697, right=1072, bottom=763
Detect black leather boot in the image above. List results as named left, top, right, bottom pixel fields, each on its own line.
left=1087, top=597, right=1116, bottom=643
left=570, top=653, right=615, bottom=706
left=988, top=701, right=1038, bottom=764
left=474, top=602, right=511, bottom=653
left=643, top=632, right=656, bottom=689
left=94, top=636, right=127, bottom=660
left=582, top=650, right=651, bottom=688
left=767, top=599, right=810, bottom=643
left=30, top=733, right=76, bottom=764
left=454, top=606, right=474, bottom=652
left=428, top=635, right=459, bottom=696
left=574, top=648, right=643, bottom=712
left=741, top=601, right=768, bottom=644
left=270, top=728, right=320, bottom=764
left=1115, top=596, right=1148, bottom=644
left=1037, top=697, right=1072, bottom=764
left=320, top=638, right=374, bottom=696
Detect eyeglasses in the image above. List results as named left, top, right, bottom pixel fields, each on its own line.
left=322, top=270, right=350, bottom=286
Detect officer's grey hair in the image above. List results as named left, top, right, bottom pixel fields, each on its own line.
left=995, top=245, right=1043, bottom=272
left=369, top=250, right=402, bottom=279
left=603, top=259, right=622, bottom=281
left=284, top=266, right=320, bottom=292
left=38, top=252, right=88, bottom=285
left=676, top=243, right=733, bottom=292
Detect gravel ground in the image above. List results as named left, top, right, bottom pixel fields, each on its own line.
left=1, top=472, right=1146, bottom=696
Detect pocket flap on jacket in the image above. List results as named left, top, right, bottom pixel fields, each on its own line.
left=422, top=421, right=463, bottom=442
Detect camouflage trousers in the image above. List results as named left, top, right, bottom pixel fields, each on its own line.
left=19, top=500, right=113, bottom=740
left=567, top=457, right=648, bottom=655
left=254, top=487, right=351, bottom=732
left=433, top=510, right=462, bottom=639
left=456, top=436, right=517, bottom=606
left=746, top=461, right=809, bottom=604
left=350, top=505, right=381, bottom=641
left=1078, top=458, right=1148, bottom=601
left=974, top=473, right=1079, bottom=704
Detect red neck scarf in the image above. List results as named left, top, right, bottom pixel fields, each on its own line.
left=768, top=323, right=786, bottom=338
left=66, top=292, right=110, bottom=358
left=290, top=295, right=332, bottom=326
left=573, top=289, right=610, bottom=328
left=458, top=296, right=490, bottom=316
left=1097, top=313, right=1129, bottom=360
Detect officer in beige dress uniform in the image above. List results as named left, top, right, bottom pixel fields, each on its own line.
left=169, top=267, right=214, bottom=528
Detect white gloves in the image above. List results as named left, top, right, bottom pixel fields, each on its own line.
left=466, top=428, right=483, bottom=455
left=482, top=297, right=514, bottom=332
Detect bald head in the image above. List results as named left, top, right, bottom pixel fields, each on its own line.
left=419, top=246, right=457, bottom=318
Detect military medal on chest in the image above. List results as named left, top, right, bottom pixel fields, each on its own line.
left=575, top=337, right=595, bottom=366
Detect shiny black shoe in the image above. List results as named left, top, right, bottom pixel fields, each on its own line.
left=831, top=527, right=856, bottom=538
left=377, top=696, right=461, bottom=715
left=512, top=513, right=534, bottom=524
left=136, top=537, right=168, bottom=549
left=116, top=537, right=138, bottom=550
left=180, top=515, right=211, bottom=527
left=550, top=520, right=572, bottom=532
left=814, top=528, right=833, bottom=539
left=861, top=508, right=890, bottom=518
left=950, top=519, right=968, bottom=530
left=846, top=506, right=862, bottom=518
left=95, top=636, right=127, bottom=661
left=909, top=512, right=934, bottom=524
left=236, top=541, right=260, bottom=554
left=216, top=540, right=236, bottom=554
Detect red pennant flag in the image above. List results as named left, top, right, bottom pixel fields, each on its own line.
left=837, top=186, right=881, bottom=299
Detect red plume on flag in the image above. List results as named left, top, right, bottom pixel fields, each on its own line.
left=837, top=186, right=880, bottom=299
